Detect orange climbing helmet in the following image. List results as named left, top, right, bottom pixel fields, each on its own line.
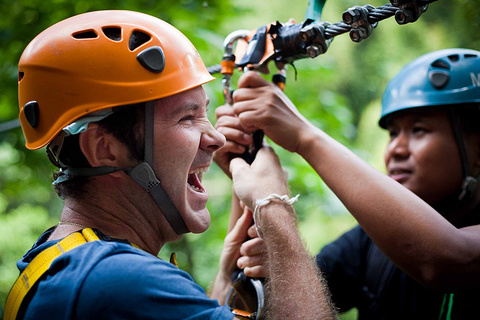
left=18, top=10, right=214, bottom=150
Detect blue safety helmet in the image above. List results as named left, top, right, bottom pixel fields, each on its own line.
left=380, top=48, right=480, bottom=201
left=380, top=48, right=480, bottom=128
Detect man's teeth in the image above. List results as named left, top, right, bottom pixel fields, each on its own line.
left=187, top=167, right=209, bottom=192
left=188, top=184, right=204, bottom=192
left=189, top=167, right=209, bottom=175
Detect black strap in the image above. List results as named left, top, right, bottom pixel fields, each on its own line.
left=53, top=166, right=125, bottom=185
left=447, top=109, right=479, bottom=201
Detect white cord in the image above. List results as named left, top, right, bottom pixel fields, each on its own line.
left=253, top=194, right=300, bottom=237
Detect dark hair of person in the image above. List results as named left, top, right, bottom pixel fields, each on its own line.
left=51, top=103, right=145, bottom=199
left=453, top=102, right=480, bottom=135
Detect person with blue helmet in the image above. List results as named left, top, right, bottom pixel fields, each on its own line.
left=214, top=48, right=480, bottom=318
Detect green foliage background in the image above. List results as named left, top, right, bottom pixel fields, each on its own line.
left=0, top=0, right=478, bottom=318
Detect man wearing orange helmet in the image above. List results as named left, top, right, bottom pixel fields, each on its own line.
left=5, top=10, right=336, bottom=320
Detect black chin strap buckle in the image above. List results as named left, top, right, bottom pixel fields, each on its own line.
left=129, top=162, right=161, bottom=192
left=459, top=176, right=478, bottom=201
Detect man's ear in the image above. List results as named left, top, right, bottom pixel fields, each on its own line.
left=79, top=123, right=126, bottom=167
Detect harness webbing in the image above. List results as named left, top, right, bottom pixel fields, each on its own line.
left=3, top=228, right=100, bottom=320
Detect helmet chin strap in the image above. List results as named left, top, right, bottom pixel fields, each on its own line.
left=459, top=176, right=478, bottom=201
left=127, top=101, right=189, bottom=234
left=448, top=109, right=480, bottom=202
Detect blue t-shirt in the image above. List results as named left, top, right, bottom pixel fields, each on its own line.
left=17, top=228, right=234, bottom=320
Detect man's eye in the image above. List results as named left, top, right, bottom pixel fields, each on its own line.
left=388, top=129, right=398, bottom=139
left=412, top=126, right=426, bottom=134
left=180, top=115, right=195, bottom=122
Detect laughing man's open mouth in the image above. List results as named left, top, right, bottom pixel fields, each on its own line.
left=187, top=167, right=208, bottom=193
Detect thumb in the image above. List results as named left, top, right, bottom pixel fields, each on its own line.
left=229, top=156, right=248, bottom=178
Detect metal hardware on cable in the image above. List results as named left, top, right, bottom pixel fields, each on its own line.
left=207, top=1, right=438, bottom=78
left=389, top=0, right=434, bottom=24
left=221, top=30, right=250, bottom=106
left=220, top=29, right=265, bottom=163
left=342, top=5, right=378, bottom=42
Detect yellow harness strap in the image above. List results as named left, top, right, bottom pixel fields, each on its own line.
left=3, top=228, right=100, bottom=320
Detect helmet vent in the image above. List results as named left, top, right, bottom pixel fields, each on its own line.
left=129, top=31, right=151, bottom=51
left=72, top=30, right=98, bottom=39
left=431, top=59, right=450, bottom=70
left=102, top=27, right=122, bottom=41
left=447, top=54, right=460, bottom=63
left=24, top=101, right=39, bottom=128
left=18, top=71, right=24, bottom=82
left=464, top=53, right=478, bottom=59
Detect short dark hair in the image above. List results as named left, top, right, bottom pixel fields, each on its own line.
left=453, top=103, right=480, bottom=136
left=52, top=103, right=145, bottom=199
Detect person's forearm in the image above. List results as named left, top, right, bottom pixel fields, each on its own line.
left=259, top=202, right=337, bottom=319
left=297, top=126, right=480, bottom=290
